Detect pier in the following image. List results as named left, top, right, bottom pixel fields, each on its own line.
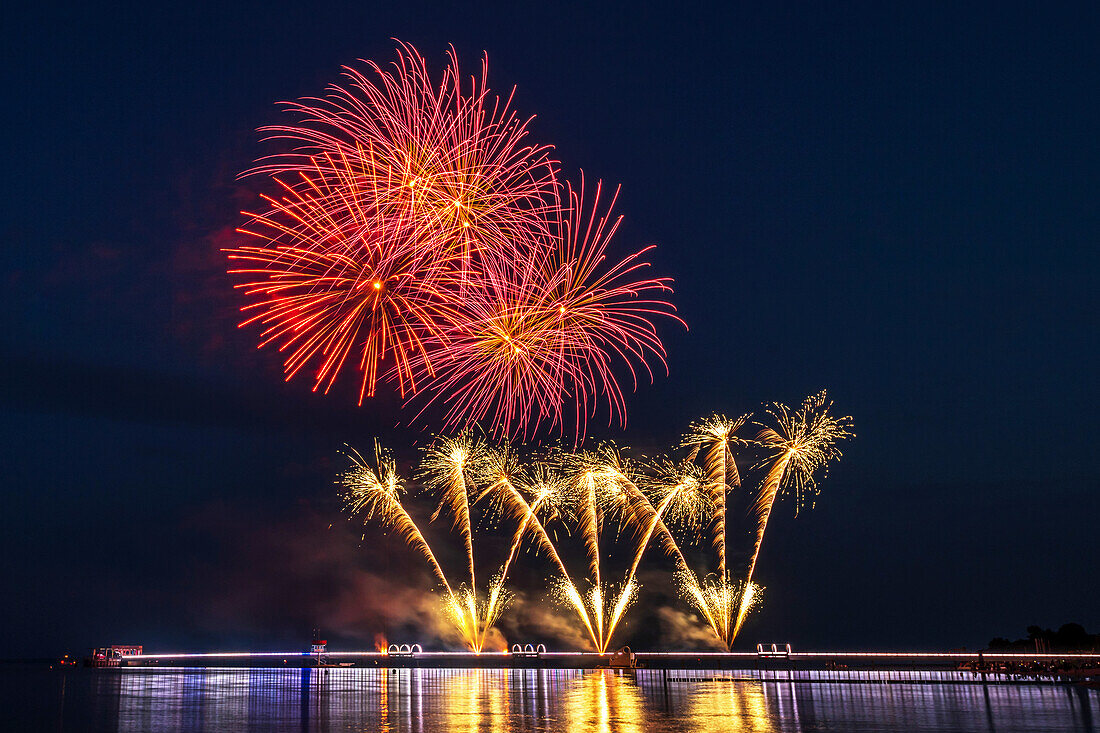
left=104, top=647, right=1100, bottom=684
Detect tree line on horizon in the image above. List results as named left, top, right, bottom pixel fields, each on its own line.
left=988, top=623, right=1099, bottom=653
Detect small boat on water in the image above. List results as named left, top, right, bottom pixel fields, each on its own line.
left=84, top=645, right=142, bottom=668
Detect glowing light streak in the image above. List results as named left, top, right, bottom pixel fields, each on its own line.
left=119, top=650, right=1100, bottom=661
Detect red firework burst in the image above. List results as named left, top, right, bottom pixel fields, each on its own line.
left=226, top=41, right=682, bottom=438
left=226, top=156, right=459, bottom=402
left=406, top=178, right=683, bottom=440
left=251, top=41, right=558, bottom=274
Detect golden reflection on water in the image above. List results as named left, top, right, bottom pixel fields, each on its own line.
left=378, top=667, right=389, bottom=733
left=99, top=666, right=1098, bottom=733
left=682, top=680, right=776, bottom=733
left=563, top=670, right=646, bottom=733
left=436, top=669, right=512, bottom=733
left=106, top=668, right=785, bottom=732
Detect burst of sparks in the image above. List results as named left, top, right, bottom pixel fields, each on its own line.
left=677, top=570, right=763, bottom=647
left=754, top=390, right=854, bottom=513
left=226, top=153, right=458, bottom=402
left=227, top=42, right=680, bottom=439
left=339, top=396, right=851, bottom=653
left=406, top=179, right=682, bottom=440
left=250, top=41, right=558, bottom=270
left=634, top=459, right=708, bottom=565
left=731, top=390, right=854, bottom=639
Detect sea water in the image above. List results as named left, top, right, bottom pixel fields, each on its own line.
left=8, top=666, right=1097, bottom=732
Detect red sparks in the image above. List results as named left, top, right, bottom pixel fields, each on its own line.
left=408, top=179, right=683, bottom=440
left=224, top=42, right=682, bottom=439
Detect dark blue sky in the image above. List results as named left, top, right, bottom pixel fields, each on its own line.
left=2, top=2, right=1097, bottom=657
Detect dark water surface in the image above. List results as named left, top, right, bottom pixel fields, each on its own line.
left=10, top=667, right=1097, bottom=732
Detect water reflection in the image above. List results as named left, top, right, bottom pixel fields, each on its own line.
left=562, top=670, right=646, bottom=733
left=681, top=680, right=778, bottom=733
left=26, top=667, right=1096, bottom=732
left=432, top=669, right=512, bottom=732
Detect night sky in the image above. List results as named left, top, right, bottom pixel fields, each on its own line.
left=3, top=2, right=1097, bottom=658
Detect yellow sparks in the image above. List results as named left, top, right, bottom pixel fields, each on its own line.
left=339, top=394, right=852, bottom=653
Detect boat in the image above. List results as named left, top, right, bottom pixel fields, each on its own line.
left=84, top=645, right=142, bottom=668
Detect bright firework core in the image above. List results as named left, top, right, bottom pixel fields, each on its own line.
left=225, top=41, right=681, bottom=440
left=340, top=392, right=853, bottom=653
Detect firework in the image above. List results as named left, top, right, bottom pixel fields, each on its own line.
left=228, top=43, right=680, bottom=438
left=341, top=396, right=851, bottom=651
left=339, top=442, right=452, bottom=592
left=420, top=433, right=486, bottom=590
left=627, top=458, right=708, bottom=576
left=465, top=442, right=649, bottom=652
left=407, top=179, right=682, bottom=440
left=473, top=454, right=573, bottom=647
left=682, top=414, right=752, bottom=582
left=343, top=435, right=545, bottom=652
left=226, top=154, right=459, bottom=402
left=655, top=399, right=850, bottom=648
left=470, top=450, right=605, bottom=650
left=731, top=390, right=854, bottom=638
left=539, top=443, right=685, bottom=652
left=251, top=41, right=558, bottom=272
left=562, top=454, right=627, bottom=652
left=649, top=414, right=756, bottom=648
left=676, top=570, right=763, bottom=645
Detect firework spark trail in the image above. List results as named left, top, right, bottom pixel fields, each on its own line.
left=623, top=470, right=703, bottom=581
left=472, top=460, right=569, bottom=652
left=682, top=414, right=750, bottom=584
left=560, top=450, right=622, bottom=651
left=420, top=434, right=489, bottom=645
left=421, top=433, right=485, bottom=594
left=478, top=491, right=545, bottom=650
left=731, top=390, right=854, bottom=639
left=481, top=443, right=724, bottom=653
left=339, top=443, right=453, bottom=595
left=579, top=470, right=604, bottom=641
left=472, top=446, right=569, bottom=574
left=568, top=449, right=696, bottom=587
left=406, top=249, right=574, bottom=439
left=537, top=536, right=601, bottom=651
left=475, top=457, right=602, bottom=651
